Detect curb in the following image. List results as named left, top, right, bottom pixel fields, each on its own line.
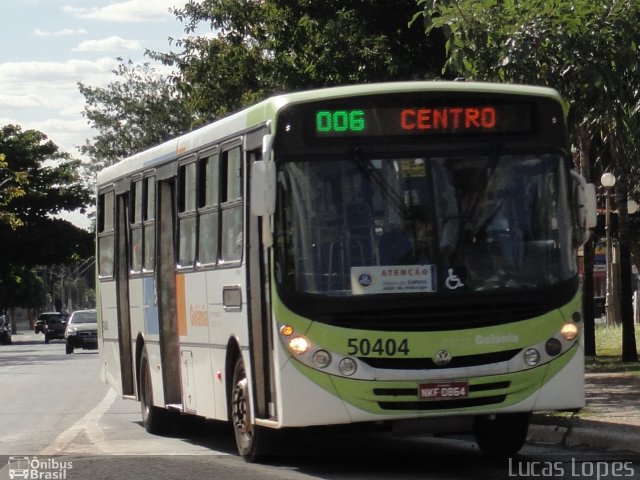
left=529, top=420, right=640, bottom=454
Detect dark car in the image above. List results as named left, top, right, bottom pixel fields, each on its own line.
left=65, top=309, right=97, bottom=354
left=35, top=312, right=65, bottom=334
left=38, top=312, right=68, bottom=343
left=0, top=315, right=11, bottom=345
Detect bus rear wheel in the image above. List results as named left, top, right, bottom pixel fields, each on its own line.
left=231, top=357, right=267, bottom=462
left=473, top=412, right=530, bottom=456
left=140, top=348, right=171, bottom=434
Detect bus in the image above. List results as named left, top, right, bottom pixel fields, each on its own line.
left=96, top=82, right=597, bottom=460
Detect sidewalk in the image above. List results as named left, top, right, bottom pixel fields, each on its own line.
left=529, top=361, right=640, bottom=454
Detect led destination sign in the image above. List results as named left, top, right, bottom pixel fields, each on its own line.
left=313, top=104, right=532, bottom=138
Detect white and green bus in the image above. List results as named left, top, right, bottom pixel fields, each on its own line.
left=96, top=82, right=597, bottom=460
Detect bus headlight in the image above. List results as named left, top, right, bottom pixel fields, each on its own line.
left=545, top=338, right=562, bottom=356
left=288, top=336, right=310, bottom=355
left=560, top=322, right=579, bottom=341
left=312, top=350, right=332, bottom=368
left=339, top=357, right=357, bottom=376
left=523, top=348, right=541, bottom=367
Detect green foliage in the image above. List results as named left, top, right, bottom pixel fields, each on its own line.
left=0, top=152, right=28, bottom=229
left=417, top=0, right=640, bottom=125
left=0, top=125, right=94, bottom=311
left=594, top=324, right=640, bottom=359
left=78, top=58, right=195, bottom=173
left=0, top=267, right=47, bottom=311
left=416, top=0, right=640, bottom=360
left=79, top=2, right=445, bottom=161
left=0, top=125, right=91, bottom=223
left=150, top=0, right=445, bottom=123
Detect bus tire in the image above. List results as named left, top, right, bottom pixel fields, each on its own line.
left=140, top=348, right=171, bottom=435
left=230, top=356, right=267, bottom=462
left=473, top=412, right=530, bottom=456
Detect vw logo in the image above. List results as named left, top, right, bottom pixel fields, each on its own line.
left=433, top=350, right=452, bottom=366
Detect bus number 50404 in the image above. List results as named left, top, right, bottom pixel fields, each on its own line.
left=347, top=338, right=410, bottom=356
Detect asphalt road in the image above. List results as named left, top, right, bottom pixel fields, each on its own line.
left=1, top=330, right=638, bottom=480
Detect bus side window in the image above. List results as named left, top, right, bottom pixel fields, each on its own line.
left=98, top=190, right=115, bottom=278
left=178, top=161, right=197, bottom=268
left=143, top=176, right=156, bottom=272
left=198, top=153, right=219, bottom=265
left=130, top=179, right=143, bottom=274
left=220, top=145, right=243, bottom=263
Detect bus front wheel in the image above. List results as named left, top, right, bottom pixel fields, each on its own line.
left=230, top=356, right=268, bottom=462
left=473, top=413, right=530, bottom=456
left=140, top=349, right=171, bottom=434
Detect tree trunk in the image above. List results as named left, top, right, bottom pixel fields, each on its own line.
left=577, top=124, right=596, bottom=356
left=582, top=237, right=596, bottom=355
left=617, top=182, right=639, bottom=362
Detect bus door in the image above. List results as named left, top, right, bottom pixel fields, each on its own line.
left=246, top=131, right=276, bottom=421
left=155, top=171, right=182, bottom=407
left=114, top=185, right=134, bottom=397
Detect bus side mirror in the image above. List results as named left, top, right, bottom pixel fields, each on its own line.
left=571, top=170, right=597, bottom=245
left=250, top=161, right=276, bottom=217
left=250, top=134, right=276, bottom=217
left=250, top=134, right=276, bottom=248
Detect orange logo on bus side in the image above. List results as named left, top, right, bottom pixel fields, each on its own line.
left=189, top=305, right=209, bottom=327
left=176, top=274, right=187, bottom=336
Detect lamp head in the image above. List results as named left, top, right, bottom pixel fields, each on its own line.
left=601, top=172, right=616, bottom=188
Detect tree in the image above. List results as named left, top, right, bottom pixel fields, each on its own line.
left=78, top=58, right=195, bottom=174
left=0, top=152, right=28, bottom=229
left=150, top=0, right=446, bottom=123
left=0, top=125, right=94, bottom=313
left=415, top=0, right=640, bottom=360
left=78, top=1, right=446, bottom=167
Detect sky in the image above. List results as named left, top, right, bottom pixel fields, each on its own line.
left=0, top=0, right=193, bottom=229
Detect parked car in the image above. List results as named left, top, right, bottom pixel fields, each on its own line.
left=0, top=315, right=11, bottom=345
left=35, top=312, right=66, bottom=334
left=39, top=312, right=68, bottom=343
left=65, top=309, right=97, bottom=354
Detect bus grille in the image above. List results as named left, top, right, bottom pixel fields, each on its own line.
left=359, top=349, right=521, bottom=370
left=316, top=303, right=552, bottom=331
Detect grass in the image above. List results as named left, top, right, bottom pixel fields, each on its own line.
left=587, top=324, right=640, bottom=375
left=595, top=324, right=640, bottom=356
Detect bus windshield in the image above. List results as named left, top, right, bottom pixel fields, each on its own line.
left=275, top=151, right=576, bottom=296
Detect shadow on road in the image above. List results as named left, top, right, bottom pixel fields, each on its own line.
left=0, top=334, right=98, bottom=366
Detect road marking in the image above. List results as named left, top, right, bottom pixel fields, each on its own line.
left=40, top=388, right=117, bottom=455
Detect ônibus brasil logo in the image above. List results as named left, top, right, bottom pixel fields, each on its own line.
left=7, top=456, right=73, bottom=480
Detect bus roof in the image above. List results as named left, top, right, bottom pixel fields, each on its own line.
left=96, top=81, right=563, bottom=186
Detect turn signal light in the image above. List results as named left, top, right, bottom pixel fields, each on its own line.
left=560, top=323, right=579, bottom=341
left=280, top=325, right=294, bottom=336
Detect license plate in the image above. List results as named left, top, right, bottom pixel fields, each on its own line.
left=418, top=381, right=469, bottom=400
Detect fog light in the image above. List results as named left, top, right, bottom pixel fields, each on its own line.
left=312, top=350, right=332, bottom=368
left=545, top=338, right=562, bottom=356
left=561, top=323, right=579, bottom=341
left=523, top=348, right=541, bottom=366
left=338, top=357, right=357, bottom=376
left=289, top=336, right=310, bottom=355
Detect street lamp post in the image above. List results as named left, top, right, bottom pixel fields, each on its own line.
left=601, top=172, right=617, bottom=324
